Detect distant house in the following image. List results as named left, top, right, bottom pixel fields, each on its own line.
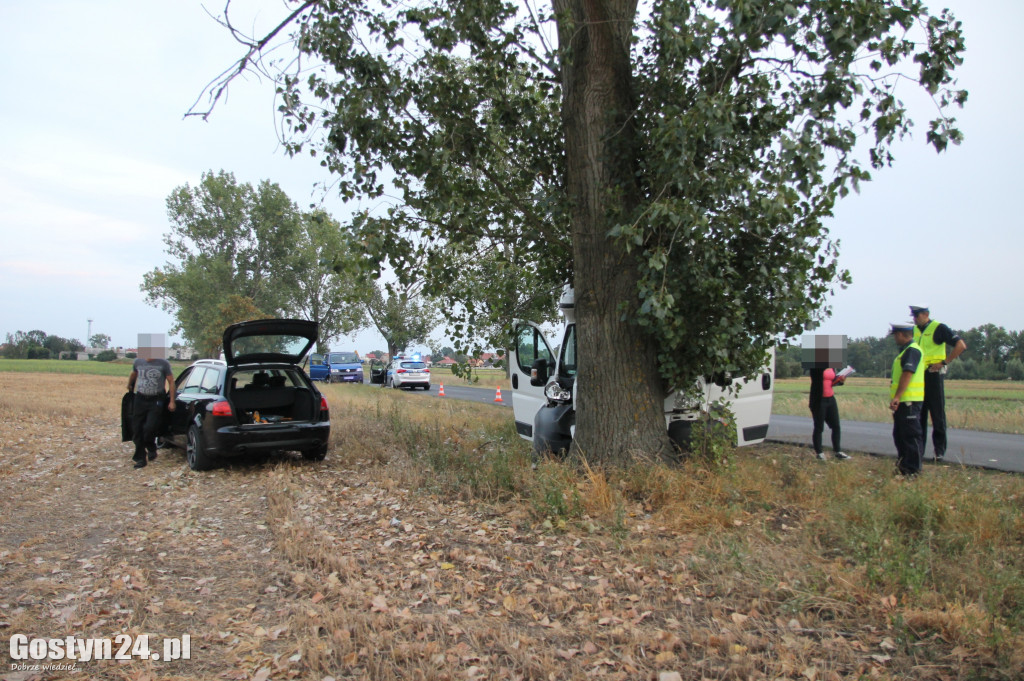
left=467, top=352, right=500, bottom=368
left=435, top=356, right=458, bottom=368
left=170, top=347, right=196, bottom=360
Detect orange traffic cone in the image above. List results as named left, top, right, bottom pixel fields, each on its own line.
left=494, top=387, right=504, bottom=403
left=438, top=383, right=446, bottom=397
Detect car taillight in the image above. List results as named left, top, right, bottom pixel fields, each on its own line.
left=424, top=369, right=430, bottom=373
left=212, top=400, right=233, bottom=417
left=320, top=396, right=330, bottom=420
left=397, top=369, right=407, bottom=373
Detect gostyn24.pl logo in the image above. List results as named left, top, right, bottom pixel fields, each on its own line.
left=9, top=634, right=191, bottom=663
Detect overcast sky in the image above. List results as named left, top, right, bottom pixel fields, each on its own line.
left=1, top=1, right=1019, bottom=353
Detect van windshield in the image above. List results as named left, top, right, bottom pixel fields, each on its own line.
left=328, top=352, right=360, bottom=364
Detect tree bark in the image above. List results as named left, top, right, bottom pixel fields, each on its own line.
left=554, top=0, right=673, bottom=465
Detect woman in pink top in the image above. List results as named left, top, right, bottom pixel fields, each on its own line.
left=808, top=367, right=849, bottom=460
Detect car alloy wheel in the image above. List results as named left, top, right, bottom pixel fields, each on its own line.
left=186, top=425, right=214, bottom=471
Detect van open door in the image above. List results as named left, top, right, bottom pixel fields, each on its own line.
left=509, top=322, right=556, bottom=442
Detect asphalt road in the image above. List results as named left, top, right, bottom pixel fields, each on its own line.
left=364, top=380, right=1024, bottom=474
left=768, top=415, right=1024, bottom=473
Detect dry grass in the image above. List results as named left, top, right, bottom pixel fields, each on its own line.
left=2, top=373, right=1023, bottom=681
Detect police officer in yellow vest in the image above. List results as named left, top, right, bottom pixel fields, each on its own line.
left=889, top=322, right=926, bottom=476
left=910, top=305, right=967, bottom=462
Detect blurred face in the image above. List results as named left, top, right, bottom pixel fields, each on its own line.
left=912, top=309, right=929, bottom=323
left=895, top=330, right=914, bottom=345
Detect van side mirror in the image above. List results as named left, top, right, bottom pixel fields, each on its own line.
left=530, top=358, right=551, bottom=386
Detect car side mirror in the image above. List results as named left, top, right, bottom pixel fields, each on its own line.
left=530, top=358, right=551, bottom=386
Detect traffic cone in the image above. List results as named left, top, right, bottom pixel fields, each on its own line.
left=494, top=387, right=504, bottom=403
left=438, top=383, right=446, bottom=397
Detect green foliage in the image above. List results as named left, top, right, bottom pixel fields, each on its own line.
left=283, top=211, right=371, bottom=353
left=142, top=170, right=299, bottom=356
left=4, top=330, right=83, bottom=359
left=93, top=349, right=118, bottom=362
left=292, top=2, right=958, bottom=367
left=687, top=402, right=739, bottom=470
left=530, top=460, right=584, bottom=522
left=364, top=281, right=438, bottom=358
left=141, top=171, right=372, bottom=357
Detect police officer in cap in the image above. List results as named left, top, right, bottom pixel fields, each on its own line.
left=910, top=305, right=967, bottom=462
left=889, top=322, right=925, bottom=476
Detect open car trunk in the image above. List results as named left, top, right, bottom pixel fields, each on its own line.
left=226, top=368, right=319, bottom=425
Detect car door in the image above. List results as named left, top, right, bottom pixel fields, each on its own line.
left=509, top=322, right=555, bottom=441
left=307, top=353, right=327, bottom=381
left=367, top=358, right=384, bottom=384
left=165, top=366, right=202, bottom=439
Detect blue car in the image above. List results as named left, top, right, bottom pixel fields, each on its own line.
left=325, top=351, right=364, bottom=384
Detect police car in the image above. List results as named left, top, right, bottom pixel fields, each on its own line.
left=385, top=354, right=431, bottom=390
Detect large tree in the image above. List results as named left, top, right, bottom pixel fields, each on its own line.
left=364, top=280, right=439, bottom=359
left=142, top=171, right=304, bottom=356
left=282, top=210, right=372, bottom=353
left=193, top=0, right=965, bottom=464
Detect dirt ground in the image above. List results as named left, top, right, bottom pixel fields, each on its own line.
left=0, top=373, right=1014, bottom=681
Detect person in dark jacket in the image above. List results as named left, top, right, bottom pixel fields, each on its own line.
left=808, top=367, right=849, bottom=460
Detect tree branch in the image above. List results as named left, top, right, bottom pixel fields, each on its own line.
left=186, top=0, right=320, bottom=121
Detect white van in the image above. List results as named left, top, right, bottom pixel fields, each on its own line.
left=509, top=288, right=774, bottom=454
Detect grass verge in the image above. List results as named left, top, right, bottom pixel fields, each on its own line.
left=317, top=381, right=1024, bottom=678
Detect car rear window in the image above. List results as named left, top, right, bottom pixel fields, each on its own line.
left=232, top=368, right=301, bottom=390
left=401, top=361, right=426, bottom=369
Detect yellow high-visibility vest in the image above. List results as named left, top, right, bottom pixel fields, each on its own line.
left=891, top=342, right=925, bottom=402
left=914, top=320, right=946, bottom=367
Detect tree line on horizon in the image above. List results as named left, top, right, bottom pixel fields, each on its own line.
left=1, top=330, right=106, bottom=360
left=775, top=324, right=1024, bottom=381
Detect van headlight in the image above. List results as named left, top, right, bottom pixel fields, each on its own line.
left=544, top=381, right=572, bottom=404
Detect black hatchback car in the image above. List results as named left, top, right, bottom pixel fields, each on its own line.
left=161, top=319, right=331, bottom=470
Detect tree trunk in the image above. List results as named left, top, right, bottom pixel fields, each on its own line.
left=554, top=0, right=672, bottom=465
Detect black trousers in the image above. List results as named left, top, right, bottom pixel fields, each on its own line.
left=132, top=393, right=166, bottom=461
left=811, top=396, right=841, bottom=453
left=919, top=371, right=947, bottom=458
left=893, top=401, right=924, bottom=475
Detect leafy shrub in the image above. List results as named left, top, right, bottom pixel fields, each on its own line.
left=94, top=350, right=118, bottom=362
